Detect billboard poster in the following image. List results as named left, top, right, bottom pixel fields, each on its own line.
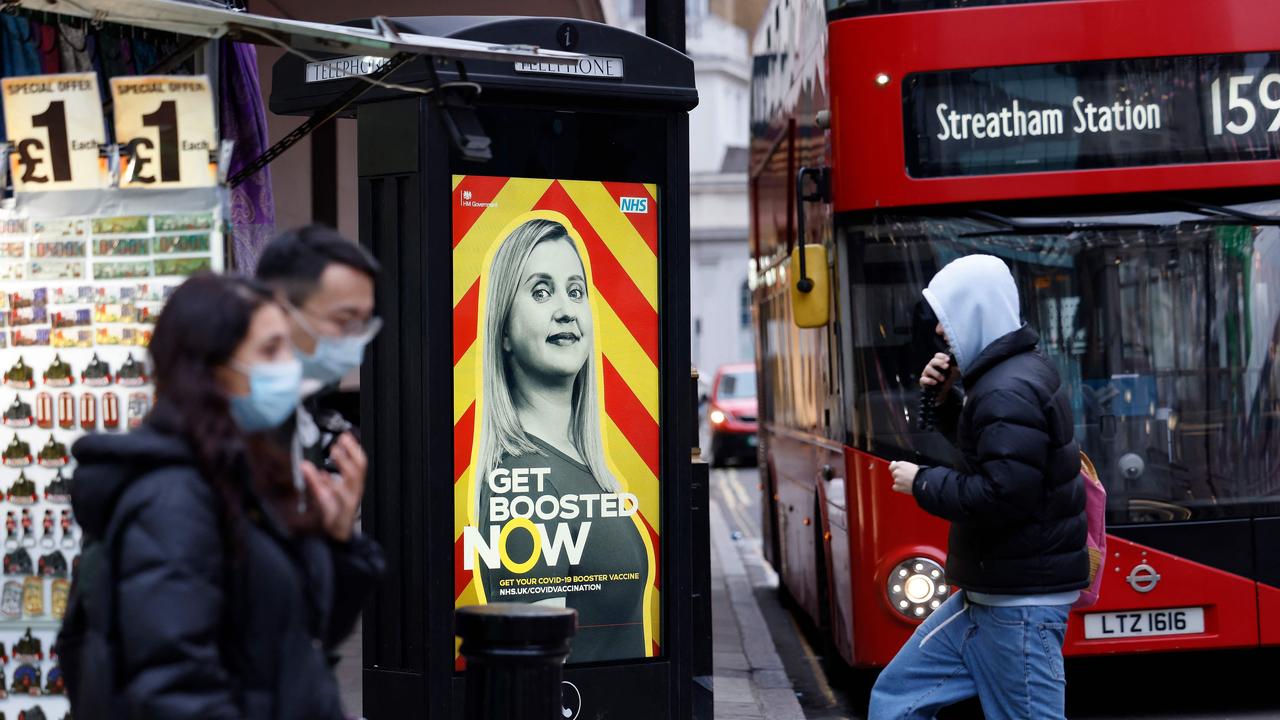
left=452, top=175, right=660, bottom=664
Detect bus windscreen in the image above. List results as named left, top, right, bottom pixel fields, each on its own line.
left=842, top=203, right=1280, bottom=524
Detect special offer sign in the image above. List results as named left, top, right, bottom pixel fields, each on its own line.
left=451, top=175, right=661, bottom=665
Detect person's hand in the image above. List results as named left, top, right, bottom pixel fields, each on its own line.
left=889, top=461, right=919, bottom=495
left=302, top=433, right=366, bottom=542
left=920, top=352, right=959, bottom=401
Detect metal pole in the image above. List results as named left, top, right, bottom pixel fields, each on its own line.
left=456, top=604, right=576, bottom=720
left=645, top=0, right=687, bottom=54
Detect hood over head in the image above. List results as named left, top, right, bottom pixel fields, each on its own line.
left=921, top=254, right=1022, bottom=375
left=70, top=425, right=193, bottom=538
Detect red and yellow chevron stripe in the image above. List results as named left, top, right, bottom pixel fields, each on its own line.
left=452, top=175, right=661, bottom=661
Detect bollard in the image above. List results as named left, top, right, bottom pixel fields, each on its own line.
left=456, top=603, right=577, bottom=720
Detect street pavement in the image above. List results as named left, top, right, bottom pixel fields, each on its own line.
left=711, top=464, right=1280, bottom=720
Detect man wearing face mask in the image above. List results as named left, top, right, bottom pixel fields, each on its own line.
left=255, top=225, right=382, bottom=511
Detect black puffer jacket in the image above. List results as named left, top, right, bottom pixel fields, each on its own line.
left=914, top=325, right=1089, bottom=594
left=69, top=426, right=384, bottom=720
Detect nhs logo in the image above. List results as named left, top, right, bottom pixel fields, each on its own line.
left=619, top=197, right=649, bottom=214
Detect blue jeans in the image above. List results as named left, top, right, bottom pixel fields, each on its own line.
left=869, top=593, right=1069, bottom=719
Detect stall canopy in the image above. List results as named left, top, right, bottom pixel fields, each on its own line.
left=0, top=0, right=587, bottom=64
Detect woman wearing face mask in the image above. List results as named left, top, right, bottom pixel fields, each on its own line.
left=474, top=218, right=647, bottom=663
left=64, top=274, right=382, bottom=720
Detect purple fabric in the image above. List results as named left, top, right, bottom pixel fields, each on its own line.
left=219, top=40, right=276, bottom=272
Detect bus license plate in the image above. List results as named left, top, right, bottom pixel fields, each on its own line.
left=1083, top=607, right=1204, bottom=639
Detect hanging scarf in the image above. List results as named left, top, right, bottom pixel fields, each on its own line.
left=218, top=40, right=277, bottom=271
left=56, top=23, right=94, bottom=73
left=1, top=15, right=45, bottom=140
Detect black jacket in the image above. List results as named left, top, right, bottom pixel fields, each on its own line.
left=914, top=325, right=1089, bottom=594
left=70, top=426, right=384, bottom=720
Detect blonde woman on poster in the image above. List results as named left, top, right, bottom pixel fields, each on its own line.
left=475, top=218, right=647, bottom=662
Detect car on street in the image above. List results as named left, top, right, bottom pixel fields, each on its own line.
left=707, top=363, right=757, bottom=467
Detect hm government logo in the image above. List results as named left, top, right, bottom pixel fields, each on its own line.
left=619, top=196, right=649, bottom=214
left=460, top=189, right=496, bottom=209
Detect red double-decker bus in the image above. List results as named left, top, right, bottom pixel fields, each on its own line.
left=751, top=0, right=1280, bottom=668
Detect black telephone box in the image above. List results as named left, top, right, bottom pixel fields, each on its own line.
left=271, top=17, right=701, bottom=720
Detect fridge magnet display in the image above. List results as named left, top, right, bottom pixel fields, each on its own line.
left=3, top=549, right=31, bottom=576
left=43, top=664, right=63, bottom=696
left=20, top=512, right=33, bottom=548
left=7, top=307, right=47, bottom=328
left=33, top=219, right=86, bottom=239
left=3, top=398, right=33, bottom=429
left=10, top=330, right=51, bottom=349
left=6, top=473, right=36, bottom=506
left=50, top=578, right=68, bottom=622
left=50, top=330, right=91, bottom=349
left=91, top=216, right=148, bottom=235
left=44, top=473, right=69, bottom=504
left=155, top=212, right=214, bottom=232
left=11, top=664, right=39, bottom=696
left=154, top=233, right=212, bottom=254
left=49, top=308, right=90, bottom=329
left=0, top=242, right=24, bottom=259
left=20, top=578, right=41, bottom=619
left=2, top=437, right=32, bottom=468
left=31, top=242, right=85, bottom=259
left=37, top=552, right=64, bottom=579
left=154, top=257, right=211, bottom=276
left=20, top=704, right=48, bottom=720
left=94, top=237, right=148, bottom=257
left=56, top=394, right=74, bottom=430
left=118, top=355, right=147, bottom=386
left=92, top=261, right=151, bottom=280
left=36, top=437, right=68, bottom=469
left=13, top=629, right=39, bottom=660
left=103, top=393, right=119, bottom=430
left=41, top=357, right=72, bottom=388
left=29, top=260, right=85, bottom=282
left=37, top=509, right=51, bottom=548
left=78, top=394, right=95, bottom=431
left=57, top=512, right=73, bottom=550
left=34, top=394, right=52, bottom=430
left=0, top=581, right=19, bottom=620
left=127, top=393, right=149, bottom=429
left=4, top=359, right=33, bottom=390
left=38, top=513, right=53, bottom=550
left=80, top=355, right=111, bottom=386
left=4, top=513, right=16, bottom=551
left=0, top=262, right=26, bottom=281
left=50, top=286, right=93, bottom=306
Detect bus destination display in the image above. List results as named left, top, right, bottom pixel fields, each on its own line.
left=904, top=52, right=1280, bottom=177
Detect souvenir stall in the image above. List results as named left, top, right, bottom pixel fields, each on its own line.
left=0, top=2, right=586, bottom=717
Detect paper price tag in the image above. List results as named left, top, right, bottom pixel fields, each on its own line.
left=111, top=75, right=217, bottom=189
left=1, top=73, right=108, bottom=192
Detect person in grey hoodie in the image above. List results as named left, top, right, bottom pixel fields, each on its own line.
left=869, top=254, right=1088, bottom=719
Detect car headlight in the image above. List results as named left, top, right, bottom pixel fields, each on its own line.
left=887, top=557, right=949, bottom=619
left=710, top=409, right=727, bottom=425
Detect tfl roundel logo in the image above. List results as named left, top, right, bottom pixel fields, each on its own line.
left=619, top=197, right=649, bottom=214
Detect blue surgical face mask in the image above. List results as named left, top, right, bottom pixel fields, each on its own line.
left=286, top=304, right=381, bottom=386
left=229, top=359, right=303, bottom=431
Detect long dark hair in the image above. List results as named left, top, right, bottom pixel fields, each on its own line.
left=147, top=273, right=312, bottom=535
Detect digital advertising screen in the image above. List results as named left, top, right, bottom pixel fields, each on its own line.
left=451, top=175, right=661, bottom=665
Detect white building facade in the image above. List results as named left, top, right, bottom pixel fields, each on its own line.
left=608, top=0, right=755, bottom=390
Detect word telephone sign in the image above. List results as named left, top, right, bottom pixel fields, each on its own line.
left=1, top=73, right=108, bottom=192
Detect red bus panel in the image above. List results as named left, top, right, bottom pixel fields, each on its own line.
left=828, top=0, right=1280, bottom=211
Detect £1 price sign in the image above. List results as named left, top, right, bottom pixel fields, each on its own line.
left=111, top=75, right=217, bottom=189
left=1, top=73, right=108, bottom=192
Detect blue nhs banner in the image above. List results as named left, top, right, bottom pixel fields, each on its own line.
left=619, top=196, right=649, bottom=214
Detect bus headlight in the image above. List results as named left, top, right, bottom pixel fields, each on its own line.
left=887, top=557, right=948, bottom=619
left=710, top=409, right=727, bottom=425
